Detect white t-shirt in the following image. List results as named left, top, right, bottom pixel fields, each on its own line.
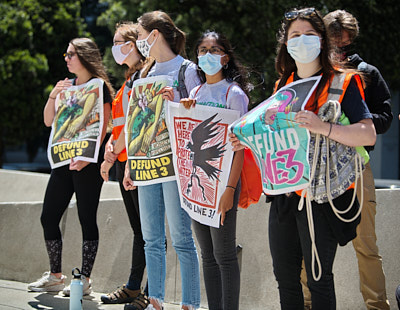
left=147, top=55, right=200, bottom=101
left=189, top=79, right=249, bottom=116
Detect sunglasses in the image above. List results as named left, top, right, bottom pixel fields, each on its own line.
left=63, top=52, right=76, bottom=59
left=284, top=8, right=316, bottom=20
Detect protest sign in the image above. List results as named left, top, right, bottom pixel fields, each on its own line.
left=47, top=78, right=104, bottom=169
left=125, top=75, right=175, bottom=185
left=230, top=76, right=321, bottom=194
left=167, top=101, right=239, bottom=227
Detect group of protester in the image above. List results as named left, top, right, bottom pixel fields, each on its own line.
left=26, top=6, right=393, bottom=310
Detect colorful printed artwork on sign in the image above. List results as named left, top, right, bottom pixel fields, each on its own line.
left=230, top=76, right=321, bottom=195
left=47, top=78, right=104, bottom=169
left=125, top=75, right=175, bottom=185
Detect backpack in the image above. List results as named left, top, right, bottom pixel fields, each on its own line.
left=176, top=59, right=191, bottom=98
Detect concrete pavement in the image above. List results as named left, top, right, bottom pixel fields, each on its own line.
left=2, top=169, right=400, bottom=309
left=0, top=279, right=202, bottom=310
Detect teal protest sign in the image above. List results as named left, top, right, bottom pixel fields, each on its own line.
left=230, top=76, right=321, bottom=194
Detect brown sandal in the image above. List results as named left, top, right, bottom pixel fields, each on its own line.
left=124, top=293, right=151, bottom=310
left=101, top=285, right=140, bottom=304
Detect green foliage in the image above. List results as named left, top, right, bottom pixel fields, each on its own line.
left=0, top=0, right=88, bottom=161
left=98, top=0, right=399, bottom=106
left=1, top=0, right=398, bottom=165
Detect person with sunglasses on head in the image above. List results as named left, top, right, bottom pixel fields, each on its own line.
left=122, top=10, right=201, bottom=310
left=322, top=10, right=391, bottom=310
left=99, top=22, right=156, bottom=309
left=28, top=38, right=114, bottom=296
left=230, top=7, right=376, bottom=309
left=180, top=30, right=250, bottom=310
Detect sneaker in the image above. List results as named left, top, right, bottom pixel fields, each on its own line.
left=124, top=293, right=151, bottom=310
left=101, top=284, right=140, bottom=304
left=28, top=271, right=66, bottom=292
left=62, top=275, right=92, bottom=296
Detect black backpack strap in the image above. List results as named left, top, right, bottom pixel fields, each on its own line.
left=177, top=59, right=191, bottom=98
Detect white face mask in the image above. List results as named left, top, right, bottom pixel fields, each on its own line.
left=287, top=34, right=321, bottom=64
left=111, top=41, right=133, bottom=65
left=136, top=30, right=157, bottom=57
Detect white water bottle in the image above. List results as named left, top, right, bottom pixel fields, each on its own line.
left=69, top=268, right=83, bottom=310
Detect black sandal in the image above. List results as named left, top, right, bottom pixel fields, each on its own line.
left=124, top=293, right=150, bottom=310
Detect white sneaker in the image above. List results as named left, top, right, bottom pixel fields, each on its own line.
left=63, top=275, right=92, bottom=296
left=28, top=271, right=66, bottom=292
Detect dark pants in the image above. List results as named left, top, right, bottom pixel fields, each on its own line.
left=115, top=160, right=146, bottom=291
left=269, top=194, right=338, bottom=310
left=41, top=163, right=103, bottom=276
left=192, top=185, right=240, bottom=310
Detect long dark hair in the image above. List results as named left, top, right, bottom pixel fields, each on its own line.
left=194, top=30, right=251, bottom=101
left=138, top=10, right=186, bottom=57
left=275, top=8, right=338, bottom=111
left=70, top=38, right=115, bottom=98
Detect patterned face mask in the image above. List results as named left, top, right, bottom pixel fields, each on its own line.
left=136, top=30, right=157, bottom=58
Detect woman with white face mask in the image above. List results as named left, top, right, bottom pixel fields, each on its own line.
left=122, top=10, right=201, bottom=310
left=230, top=7, right=376, bottom=309
left=99, top=22, right=155, bottom=309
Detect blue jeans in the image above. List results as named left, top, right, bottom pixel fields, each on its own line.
left=138, top=181, right=200, bottom=308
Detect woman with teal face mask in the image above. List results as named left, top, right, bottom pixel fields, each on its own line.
left=180, top=30, right=250, bottom=310
left=230, top=7, right=376, bottom=309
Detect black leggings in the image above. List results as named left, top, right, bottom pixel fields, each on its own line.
left=115, top=160, right=146, bottom=291
left=41, top=163, right=103, bottom=276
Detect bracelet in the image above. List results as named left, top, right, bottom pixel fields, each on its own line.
left=226, top=185, right=236, bottom=190
left=49, top=96, right=56, bottom=100
left=327, top=122, right=333, bottom=138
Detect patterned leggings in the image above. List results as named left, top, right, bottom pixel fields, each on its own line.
left=41, top=163, right=103, bottom=277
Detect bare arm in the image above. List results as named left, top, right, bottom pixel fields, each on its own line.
left=218, top=149, right=244, bottom=225
left=43, top=78, right=72, bottom=127
left=294, top=111, right=376, bottom=147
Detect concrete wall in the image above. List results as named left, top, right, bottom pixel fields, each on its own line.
left=0, top=169, right=399, bottom=309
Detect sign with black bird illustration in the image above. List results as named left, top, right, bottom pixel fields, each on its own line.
left=167, top=101, right=239, bottom=227
left=186, top=113, right=226, bottom=201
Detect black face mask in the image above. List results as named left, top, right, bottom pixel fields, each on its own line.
left=339, top=43, right=355, bottom=58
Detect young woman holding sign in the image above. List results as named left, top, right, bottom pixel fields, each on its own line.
left=180, top=30, right=249, bottom=310
left=28, top=38, right=114, bottom=296
left=123, top=11, right=201, bottom=310
left=230, top=7, right=375, bottom=309
left=99, top=22, right=152, bottom=308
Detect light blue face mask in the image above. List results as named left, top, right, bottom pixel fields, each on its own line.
left=198, top=53, right=225, bottom=76
left=287, top=34, right=321, bottom=64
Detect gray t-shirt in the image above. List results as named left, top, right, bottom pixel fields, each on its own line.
left=147, top=55, right=200, bottom=101
left=189, top=79, right=249, bottom=117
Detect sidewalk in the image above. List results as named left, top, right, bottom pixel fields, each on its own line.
left=0, top=279, right=199, bottom=310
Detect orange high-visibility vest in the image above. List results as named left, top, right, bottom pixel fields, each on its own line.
left=111, top=80, right=132, bottom=162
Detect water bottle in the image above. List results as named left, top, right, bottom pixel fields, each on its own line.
left=69, top=268, right=83, bottom=310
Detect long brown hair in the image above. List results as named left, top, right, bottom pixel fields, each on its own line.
left=275, top=8, right=338, bottom=111
left=137, top=10, right=186, bottom=57
left=114, top=22, right=145, bottom=79
left=70, top=37, right=115, bottom=98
